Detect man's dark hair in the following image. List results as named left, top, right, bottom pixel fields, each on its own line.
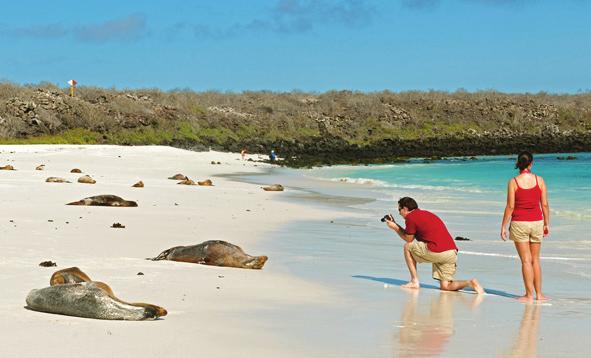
left=515, top=151, right=533, bottom=170
left=398, top=197, right=418, bottom=211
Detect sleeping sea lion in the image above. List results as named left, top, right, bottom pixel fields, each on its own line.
left=70, top=168, right=82, bottom=173
left=67, top=195, right=138, bottom=207
left=197, top=179, right=214, bottom=186
left=262, top=184, right=284, bottom=192
left=26, top=268, right=167, bottom=321
left=46, top=177, right=71, bottom=183
left=168, top=174, right=188, bottom=180
left=78, top=175, right=96, bottom=184
left=36, top=164, right=45, bottom=170
left=148, top=240, right=268, bottom=269
left=178, top=179, right=196, bottom=185
left=132, top=180, right=144, bottom=188
left=0, top=165, right=15, bottom=170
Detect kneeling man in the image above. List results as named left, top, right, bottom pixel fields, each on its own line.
left=385, top=197, right=484, bottom=294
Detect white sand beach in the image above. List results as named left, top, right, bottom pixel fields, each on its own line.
left=0, top=145, right=348, bottom=357
left=2, top=145, right=590, bottom=358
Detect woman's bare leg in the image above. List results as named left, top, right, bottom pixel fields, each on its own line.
left=530, top=243, right=549, bottom=300
left=514, top=242, right=535, bottom=302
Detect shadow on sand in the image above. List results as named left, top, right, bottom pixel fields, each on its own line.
left=352, top=275, right=519, bottom=299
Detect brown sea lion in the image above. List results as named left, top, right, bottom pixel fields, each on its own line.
left=46, top=177, right=71, bottom=183
left=36, top=164, right=45, bottom=170
left=78, top=175, right=96, bottom=184
left=67, top=195, right=138, bottom=207
left=262, top=184, right=284, bottom=192
left=197, top=179, right=214, bottom=186
left=148, top=240, right=268, bottom=269
left=26, top=267, right=167, bottom=320
left=0, top=165, right=15, bottom=170
left=70, top=168, right=82, bottom=173
left=178, top=179, right=196, bottom=185
left=132, top=180, right=144, bottom=188
left=168, top=174, right=188, bottom=180
left=50, top=266, right=92, bottom=285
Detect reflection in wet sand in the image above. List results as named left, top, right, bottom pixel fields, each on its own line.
left=395, top=290, right=483, bottom=357
left=508, top=304, right=541, bottom=358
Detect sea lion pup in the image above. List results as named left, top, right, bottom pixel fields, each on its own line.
left=168, top=173, right=188, bottom=180
left=132, top=180, right=144, bottom=188
left=197, top=179, right=213, bottom=186
left=78, top=175, right=96, bottom=184
left=178, top=178, right=196, bottom=185
left=50, top=266, right=92, bottom=285
left=149, top=240, right=268, bottom=269
left=70, top=168, right=82, bottom=173
left=46, top=177, right=71, bottom=183
left=26, top=282, right=167, bottom=320
left=67, top=195, right=138, bottom=207
left=0, top=164, right=15, bottom=170
left=36, top=164, right=45, bottom=170
left=262, top=184, right=284, bottom=192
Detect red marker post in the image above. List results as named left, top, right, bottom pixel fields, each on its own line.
left=68, top=79, right=77, bottom=97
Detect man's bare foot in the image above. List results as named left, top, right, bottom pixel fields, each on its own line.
left=536, top=295, right=551, bottom=301
left=470, top=279, right=485, bottom=294
left=516, top=295, right=534, bottom=303
left=401, top=280, right=420, bottom=289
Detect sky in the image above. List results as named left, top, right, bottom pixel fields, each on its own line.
left=1, top=0, right=590, bottom=93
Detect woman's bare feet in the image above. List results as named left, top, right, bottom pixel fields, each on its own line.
left=536, top=294, right=551, bottom=301
left=470, top=279, right=485, bottom=294
left=516, top=295, right=534, bottom=303
left=401, top=280, right=420, bottom=289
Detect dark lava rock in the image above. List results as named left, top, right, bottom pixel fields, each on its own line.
left=111, top=223, right=126, bottom=228
left=455, top=236, right=471, bottom=241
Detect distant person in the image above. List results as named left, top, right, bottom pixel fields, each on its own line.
left=500, top=151, right=550, bottom=302
left=241, top=148, right=247, bottom=160
left=269, top=149, right=276, bottom=163
left=384, top=197, right=484, bottom=294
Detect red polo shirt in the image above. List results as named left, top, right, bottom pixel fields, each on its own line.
left=404, top=209, right=458, bottom=253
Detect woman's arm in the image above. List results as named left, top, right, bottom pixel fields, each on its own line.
left=539, top=176, right=550, bottom=236
left=501, top=180, right=516, bottom=241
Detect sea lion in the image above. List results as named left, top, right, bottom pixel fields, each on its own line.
left=132, top=180, right=144, bottom=188
left=178, top=179, right=196, bottom=185
left=78, top=175, right=96, bottom=184
left=46, top=177, right=71, bottom=183
left=197, top=179, right=213, bottom=186
left=148, top=240, right=268, bottom=269
left=70, top=168, right=82, bottom=173
left=0, top=165, right=15, bottom=170
left=26, top=267, right=167, bottom=320
left=36, top=164, right=45, bottom=170
left=50, top=266, right=92, bottom=285
left=67, top=195, right=138, bottom=207
left=168, top=174, right=188, bottom=180
left=262, top=184, right=284, bottom=192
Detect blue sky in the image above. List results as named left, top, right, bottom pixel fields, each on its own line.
left=1, top=0, right=589, bottom=93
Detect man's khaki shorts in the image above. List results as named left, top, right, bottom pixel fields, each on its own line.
left=510, top=220, right=543, bottom=243
left=408, top=240, right=457, bottom=282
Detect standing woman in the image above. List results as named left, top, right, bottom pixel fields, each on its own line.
left=501, top=151, right=550, bottom=302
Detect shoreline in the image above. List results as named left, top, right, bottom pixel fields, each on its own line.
left=2, top=145, right=590, bottom=357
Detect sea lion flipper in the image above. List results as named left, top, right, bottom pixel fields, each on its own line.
left=148, top=248, right=173, bottom=261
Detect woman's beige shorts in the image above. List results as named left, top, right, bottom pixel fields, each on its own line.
left=510, top=220, right=543, bottom=243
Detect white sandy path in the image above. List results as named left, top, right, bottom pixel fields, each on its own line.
left=0, top=145, right=346, bottom=358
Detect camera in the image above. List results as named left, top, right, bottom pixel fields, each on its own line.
left=380, top=214, right=393, bottom=223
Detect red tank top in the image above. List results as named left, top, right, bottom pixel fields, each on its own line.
left=512, top=175, right=543, bottom=221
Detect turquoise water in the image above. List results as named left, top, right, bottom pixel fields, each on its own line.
left=306, top=153, right=591, bottom=223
